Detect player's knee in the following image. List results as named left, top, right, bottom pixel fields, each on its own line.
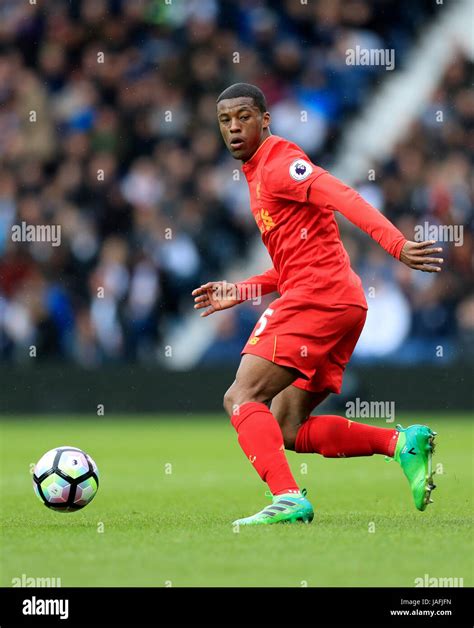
left=223, top=382, right=267, bottom=417
left=223, top=387, right=235, bottom=416
left=223, top=385, right=245, bottom=416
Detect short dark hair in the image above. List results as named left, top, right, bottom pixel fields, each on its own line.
left=216, top=83, right=267, bottom=113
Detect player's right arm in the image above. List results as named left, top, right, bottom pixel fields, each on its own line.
left=192, top=267, right=279, bottom=317
left=235, top=266, right=279, bottom=299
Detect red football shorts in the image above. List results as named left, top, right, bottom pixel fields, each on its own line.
left=241, top=290, right=367, bottom=394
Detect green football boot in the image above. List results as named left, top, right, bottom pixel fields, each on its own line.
left=232, top=489, right=314, bottom=526
left=394, top=424, right=437, bottom=511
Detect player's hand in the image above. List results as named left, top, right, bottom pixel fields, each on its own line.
left=192, top=281, right=241, bottom=317
left=399, top=240, right=444, bottom=273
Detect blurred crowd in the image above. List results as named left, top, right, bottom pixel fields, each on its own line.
left=0, top=0, right=471, bottom=366
left=353, top=52, right=473, bottom=363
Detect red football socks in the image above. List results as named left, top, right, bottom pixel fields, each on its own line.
left=295, top=414, right=399, bottom=458
left=231, top=401, right=300, bottom=495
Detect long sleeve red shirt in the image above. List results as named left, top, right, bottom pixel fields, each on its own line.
left=235, top=135, right=406, bottom=308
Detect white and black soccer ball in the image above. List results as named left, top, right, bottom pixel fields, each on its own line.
left=32, top=446, right=99, bottom=512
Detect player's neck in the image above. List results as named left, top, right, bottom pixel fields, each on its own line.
left=243, top=130, right=272, bottom=163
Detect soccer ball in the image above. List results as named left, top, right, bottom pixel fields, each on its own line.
left=32, top=446, right=99, bottom=512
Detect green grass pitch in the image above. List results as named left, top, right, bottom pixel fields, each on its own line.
left=1, top=414, right=472, bottom=587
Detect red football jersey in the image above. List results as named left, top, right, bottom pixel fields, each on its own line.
left=239, top=134, right=406, bottom=308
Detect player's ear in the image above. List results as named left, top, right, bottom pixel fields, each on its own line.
left=262, top=111, right=271, bottom=129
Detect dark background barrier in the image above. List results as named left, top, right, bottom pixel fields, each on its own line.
left=0, top=363, right=472, bottom=414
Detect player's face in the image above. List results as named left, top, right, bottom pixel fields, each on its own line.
left=217, top=97, right=270, bottom=162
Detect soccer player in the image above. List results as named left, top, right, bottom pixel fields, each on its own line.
left=192, top=83, right=442, bottom=525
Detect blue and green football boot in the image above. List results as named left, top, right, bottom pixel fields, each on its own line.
left=232, top=489, right=314, bottom=526
left=394, top=424, right=437, bottom=511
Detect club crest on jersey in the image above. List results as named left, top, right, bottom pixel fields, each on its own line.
left=289, top=159, right=313, bottom=181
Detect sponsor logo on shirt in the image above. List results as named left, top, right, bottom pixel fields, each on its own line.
left=289, top=159, right=313, bottom=181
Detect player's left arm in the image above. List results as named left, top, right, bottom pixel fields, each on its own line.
left=308, top=172, right=444, bottom=273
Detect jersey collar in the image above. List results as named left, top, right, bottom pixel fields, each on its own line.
left=242, top=135, right=279, bottom=174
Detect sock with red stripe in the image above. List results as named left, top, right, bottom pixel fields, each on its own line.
left=295, top=414, right=399, bottom=458
left=231, top=401, right=300, bottom=496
